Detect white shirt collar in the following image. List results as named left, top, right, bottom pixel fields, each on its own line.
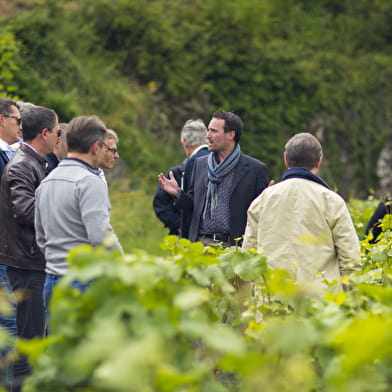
left=0, top=137, right=10, bottom=152
left=191, top=144, right=208, bottom=157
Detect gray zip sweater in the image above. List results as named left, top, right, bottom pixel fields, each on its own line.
left=35, top=158, right=122, bottom=276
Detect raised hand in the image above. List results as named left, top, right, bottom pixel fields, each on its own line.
left=158, top=171, right=180, bottom=196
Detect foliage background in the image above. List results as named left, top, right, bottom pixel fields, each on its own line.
left=1, top=0, right=392, bottom=250
left=6, top=200, right=392, bottom=392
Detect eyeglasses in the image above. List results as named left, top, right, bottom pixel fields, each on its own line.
left=2, top=114, right=22, bottom=125
left=102, top=141, right=118, bottom=155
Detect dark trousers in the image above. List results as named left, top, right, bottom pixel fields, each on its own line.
left=7, top=267, right=45, bottom=392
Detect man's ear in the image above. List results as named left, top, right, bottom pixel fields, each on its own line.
left=91, top=140, right=101, bottom=155
left=41, top=128, right=49, bottom=138
left=283, top=153, right=289, bottom=168
left=227, top=130, right=236, bottom=141
left=315, top=156, right=323, bottom=169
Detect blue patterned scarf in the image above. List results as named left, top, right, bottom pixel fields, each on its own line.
left=203, top=143, right=241, bottom=218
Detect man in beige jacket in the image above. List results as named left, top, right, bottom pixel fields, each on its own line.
left=243, top=132, right=360, bottom=291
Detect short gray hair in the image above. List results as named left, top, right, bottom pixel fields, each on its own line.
left=16, top=101, right=36, bottom=117
left=59, top=122, right=68, bottom=138
left=105, top=128, right=119, bottom=143
left=180, top=119, right=207, bottom=147
left=284, top=132, right=323, bottom=170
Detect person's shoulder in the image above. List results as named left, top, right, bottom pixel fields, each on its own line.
left=0, top=150, right=8, bottom=161
left=323, top=187, right=346, bottom=204
left=194, top=146, right=209, bottom=158
left=195, top=154, right=208, bottom=164
left=77, top=171, right=107, bottom=192
left=162, top=158, right=188, bottom=180
left=240, top=153, right=267, bottom=169
left=297, top=179, right=346, bottom=204
left=19, top=147, right=47, bottom=171
left=6, top=148, right=33, bottom=171
left=170, top=158, right=188, bottom=174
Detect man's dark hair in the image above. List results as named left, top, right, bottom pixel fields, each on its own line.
left=22, top=106, right=57, bottom=141
left=213, top=110, right=243, bottom=143
left=0, top=97, right=18, bottom=116
left=284, top=132, right=323, bottom=170
left=67, top=115, right=107, bottom=153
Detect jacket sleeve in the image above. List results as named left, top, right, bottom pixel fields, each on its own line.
left=330, top=201, right=361, bottom=275
left=254, top=161, right=270, bottom=197
left=242, top=196, right=262, bottom=250
left=7, top=164, right=39, bottom=227
left=34, top=187, right=45, bottom=252
left=153, top=186, right=180, bottom=232
left=153, top=166, right=185, bottom=232
left=77, top=176, right=122, bottom=251
left=365, top=198, right=391, bottom=243
left=174, top=159, right=201, bottom=212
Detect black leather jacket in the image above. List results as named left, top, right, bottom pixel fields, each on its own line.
left=0, top=144, right=47, bottom=271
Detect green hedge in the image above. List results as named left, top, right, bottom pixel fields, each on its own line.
left=2, top=0, right=392, bottom=195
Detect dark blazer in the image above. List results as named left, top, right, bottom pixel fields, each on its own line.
left=176, top=152, right=269, bottom=245
left=0, top=150, right=9, bottom=180
left=183, top=146, right=209, bottom=192
left=180, top=146, right=209, bottom=238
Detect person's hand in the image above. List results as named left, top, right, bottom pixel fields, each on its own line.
left=268, top=179, right=275, bottom=187
left=158, top=171, right=180, bottom=196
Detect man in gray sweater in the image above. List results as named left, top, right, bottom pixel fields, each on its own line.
left=35, top=115, right=122, bottom=314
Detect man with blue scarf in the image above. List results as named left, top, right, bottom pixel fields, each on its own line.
left=158, top=110, right=269, bottom=248
left=243, top=132, right=361, bottom=292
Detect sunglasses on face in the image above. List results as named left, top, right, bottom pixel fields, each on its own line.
left=44, top=128, right=61, bottom=137
left=2, top=114, right=22, bottom=126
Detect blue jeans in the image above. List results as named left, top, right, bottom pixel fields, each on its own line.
left=43, top=274, right=61, bottom=313
left=44, top=274, right=91, bottom=334
left=0, top=265, right=17, bottom=388
left=6, top=267, right=46, bottom=392
left=0, top=265, right=17, bottom=337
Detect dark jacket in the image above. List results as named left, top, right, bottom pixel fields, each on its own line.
left=0, top=144, right=47, bottom=271
left=365, top=196, right=392, bottom=243
left=180, top=146, right=209, bottom=238
left=175, top=152, right=269, bottom=245
left=0, top=150, right=9, bottom=179
left=153, top=159, right=187, bottom=235
left=45, top=152, right=60, bottom=175
left=183, top=146, right=209, bottom=192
